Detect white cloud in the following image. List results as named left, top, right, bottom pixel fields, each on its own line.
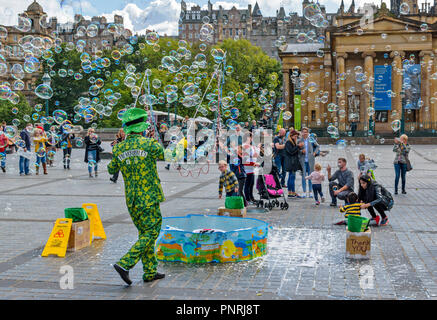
left=0, top=0, right=98, bottom=26
left=100, top=0, right=182, bottom=36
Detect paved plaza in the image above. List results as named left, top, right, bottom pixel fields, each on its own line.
left=0, top=143, right=436, bottom=300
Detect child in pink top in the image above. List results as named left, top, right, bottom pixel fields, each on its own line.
left=305, top=163, right=325, bottom=205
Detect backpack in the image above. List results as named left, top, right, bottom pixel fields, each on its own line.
left=380, top=185, right=394, bottom=210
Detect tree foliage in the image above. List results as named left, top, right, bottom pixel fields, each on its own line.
left=36, top=37, right=282, bottom=128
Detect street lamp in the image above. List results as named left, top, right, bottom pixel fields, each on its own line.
left=42, top=71, right=51, bottom=126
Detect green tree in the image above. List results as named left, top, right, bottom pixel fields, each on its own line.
left=36, top=37, right=282, bottom=128
left=0, top=92, right=32, bottom=129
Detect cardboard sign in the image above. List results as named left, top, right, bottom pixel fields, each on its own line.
left=41, top=218, right=73, bottom=258
left=346, top=228, right=371, bottom=259
left=82, top=203, right=106, bottom=243
left=67, top=220, right=91, bottom=252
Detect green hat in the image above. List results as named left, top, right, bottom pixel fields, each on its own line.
left=122, top=108, right=149, bottom=134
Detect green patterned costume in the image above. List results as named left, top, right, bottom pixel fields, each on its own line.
left=108, top=134, right=165, bottom=281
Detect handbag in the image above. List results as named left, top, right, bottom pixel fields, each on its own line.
left=406, top=157, right=412, bottom=172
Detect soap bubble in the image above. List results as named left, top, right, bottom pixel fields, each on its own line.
left=35, top=84, right=53, bottom=99
left=75, top=137, right=84, bottom=147
left=391, top=119, right=401, bottom=131
left=336, top=139, right=347, bottom=149
left=400, top=3, right=410, bottom=14
left=327, top=124, right=337, bottom=135
left=87, top=24, right=98, bottom=37
left=145, top=31, right=159, bottom=45
left=283, top=111, right=292, bottom=120
left=303, top=3, right=321, bottom=21
left=53, top=110, right=68, bottom=124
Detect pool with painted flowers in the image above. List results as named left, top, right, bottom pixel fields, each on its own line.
left=155, top=214, right=268, bottom=263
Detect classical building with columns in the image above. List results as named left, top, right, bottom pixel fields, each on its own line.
left=279, top=2, right=437, bottom=134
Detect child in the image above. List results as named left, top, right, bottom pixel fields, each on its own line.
left=0, top=131, right=9, bottom=172
left=334, top=192, right=361, bottom=225
left=33, top=127, right=48, bottom=175
left=357, top=154, right=376, bottom=180
left=305, top=163, right=325, bottom=205
left=218, top=160, right=239, bottom=199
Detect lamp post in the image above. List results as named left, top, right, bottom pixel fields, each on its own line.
left=42, top=71, right=51, bottom=131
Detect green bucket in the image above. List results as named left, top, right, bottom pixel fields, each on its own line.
left=64, top=207, right=88, bottom=222
left=225, top=196, right=245, bottom=209
left=347, top=215, right=370, bottom=232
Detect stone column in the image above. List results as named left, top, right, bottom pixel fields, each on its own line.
left=419, top=50, right=433, bottom=129
left=336, top=53, right=347, bottom=131
left=362, top=51, right=376, bottom=132
left=432, top=50, right=437, bottom=129
left=390, top=51, right=405, bottom=123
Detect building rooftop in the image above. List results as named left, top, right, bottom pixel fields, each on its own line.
left=281, top=43, right=324, bottom=53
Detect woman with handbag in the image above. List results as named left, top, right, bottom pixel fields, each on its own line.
left=284, top=130, right=303, bottom=198
left=84, top=128, right=102, bottom=178
left=393, top=134, right=411, bottom=195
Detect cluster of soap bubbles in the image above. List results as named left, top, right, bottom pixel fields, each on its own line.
left=303, top=4, right=329, bottom=29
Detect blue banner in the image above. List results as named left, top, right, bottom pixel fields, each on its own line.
left=403, top=63, right=421, bottom=110
left=374, top=65, right=392, bottom=111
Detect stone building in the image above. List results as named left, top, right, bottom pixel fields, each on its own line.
left=178, top=0, right=335, bottom=60
left=0, top=1, right=56, bottom=101
left=0, top=1, right=130, bottom=105
left=56, top=14, right=131, bottom=53
left=279, top=2, right=437, bottom=134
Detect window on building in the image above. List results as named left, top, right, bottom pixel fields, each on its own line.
left=375, top=111, right=388, bottom=123
left=212, top=14, right=216, bottom=20
left=189, top=24, right=193, bottom=30
left=13, top=35, right=18, bottom=42
left=189, top=33, right=192, bottom=39
left=243, top=29, right=246, bottom=36
left=311, top=110, right=316, bottom=121
left=230, top=29, right=233, bottom=36
left=27, top=82, right=32, bottom=90
left=197, top=13, right=200, bottom=19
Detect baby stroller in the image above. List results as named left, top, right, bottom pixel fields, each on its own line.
left=256, top=164, right=289, bottom=211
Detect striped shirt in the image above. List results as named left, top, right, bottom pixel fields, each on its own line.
left=219, top=170, right=238, bottom=195
left=340, top=203, right=361, bottom=217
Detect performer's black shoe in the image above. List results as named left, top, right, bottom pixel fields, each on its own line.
left=143, top=272, right=165, bottom=282
left=113, top=264, right=132, bottom=285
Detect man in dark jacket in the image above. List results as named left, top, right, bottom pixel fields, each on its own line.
left=327, top=158, right=354, bottom=207
left=19, top=123, right=33, bottom=176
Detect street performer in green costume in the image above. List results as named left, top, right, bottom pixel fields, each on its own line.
left=108, top=108, right=165, bottom=285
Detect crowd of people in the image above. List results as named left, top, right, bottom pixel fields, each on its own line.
left=217, top=125, right=411, bottom=228
left=0, top=121, right=103, bottom=177
left=0, top=118, right=412, bottom=227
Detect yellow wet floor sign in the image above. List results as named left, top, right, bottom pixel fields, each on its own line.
left=82, top=203, right=106, bottom=243
left=41, top=218, right=73, bottom=258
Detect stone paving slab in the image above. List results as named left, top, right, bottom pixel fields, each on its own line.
left=0, top=145, right=436, bottom=299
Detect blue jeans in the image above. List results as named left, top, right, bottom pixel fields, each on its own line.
left=88, top=150, right=98, bottom=173
left=274, top=155, right=286, bottom=184
left=312, top=184, right=324, bottom=201
left=301, top=162, right=312, bottom=192
left=0, top=152, right=5, bottom=168
left=19, top=156, right=29, bottom=174
left=394, top=163, right=407, bottom=192
left=287, top=172, right=296, bottom=192
left=35, top=154, right=46, bottom=166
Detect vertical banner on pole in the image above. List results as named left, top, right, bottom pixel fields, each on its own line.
left=374, top=65, right=392, bottom=110
left=294, top=90, right=301, bottom=131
